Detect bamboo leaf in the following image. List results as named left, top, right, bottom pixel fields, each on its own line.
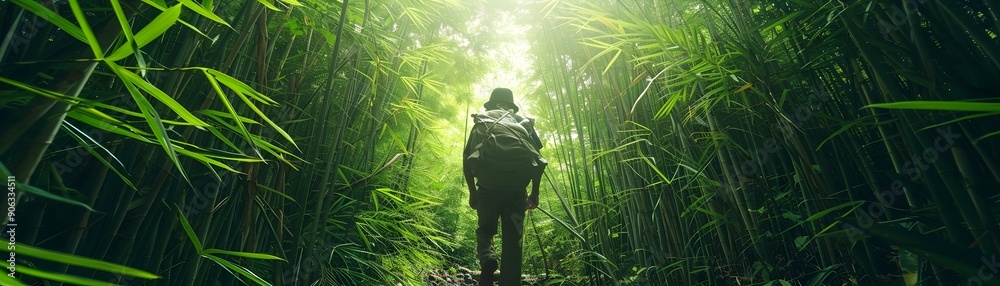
left=0, top=77, right=91, bottom=106
left=0, top=161, right=96, bottom=212
left=806, top=264, right=840, bottom=286
left=107, top=4, right=182, bottom=61
left=733, top=82, right=752, bottom=93
left=139, top=0, right=210, bottom=37
left=865, top=101, right=1000, bottom=113
left=198, top=110, right=261, bottom=125
left=537, top=207, right=587, bottom=243
left=108, top=0, right=145, bottom=77
left=202, top=249, right=285, bottom=260
left=805, top=201, right=863, bottom=222
left=202, top=125, right=245, bottom=155
left=202, top=254, right=273, bottom=286
left=61, top=123, right=137, bottom=190
left=0, top=273, right=27, bottom=286
left=639, top=153, right=671, bottom=185
left=18, top=266, right=117, bottom=286
left=919, top=112, right=1000, bottom=131
left=256, top=0, right=282, bottom=11
left=174, top=149, right=243, bottom=173
left=653, top=93, right=682, bottom=120
left=762, top=10, right=805, bottom=32
left=205, top=70, right=278, bottom=105
left=973, top=130, right=1000, bottom=145
left=68, top=0, right=103, bottom=59
left=202, top=70, right=260, bottom=159
left=816, top=117, right=866, bottom=151
left=67, top=108, right=155, bottom=143
left=3, top=245, right=158, bottom=279
left=178, top=0, right=232, bottom=28
left=119, top=70, right=209, bottom=129
left=601, top=49, right=622, bottom=75
left=177, top=208, right=204, bottom=253
left=799, top=221, right=849, bottom=251
left=257, top=184, right=297, bottom=203
left=694, top=207, right=725, bottom=219
left=205, top=70, right=298, bottom=151
left=108, top=62, right=190, bottom=183
left=768, top=280, right=792, bottom=286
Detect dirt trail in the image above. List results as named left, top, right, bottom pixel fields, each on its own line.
left=424, top=267, right=548, bottom=286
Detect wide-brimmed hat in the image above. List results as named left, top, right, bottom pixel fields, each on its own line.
left=483, top=88, right=519, bottom=113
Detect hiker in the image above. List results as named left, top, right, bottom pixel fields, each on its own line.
left=463, top=88, right=547, bottom=286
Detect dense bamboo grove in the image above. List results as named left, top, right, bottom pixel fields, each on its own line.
left=520, top=0, right=1000, bottom=285
left=0, top=0, right=497, bottom=284
left=1, top=0, right=999, bottom=286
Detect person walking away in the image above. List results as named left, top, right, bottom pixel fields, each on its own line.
left=463, top=88, right=546, bottom=286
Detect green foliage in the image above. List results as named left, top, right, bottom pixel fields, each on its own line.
left=517, top=0, right=1000, bottom=284
left=177, top=209, right=281, bottom=285
left=0, top=244, right=159, bottom=285
left=0, top=0, right=491, bottom=284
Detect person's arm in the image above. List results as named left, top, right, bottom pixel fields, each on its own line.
left=463, top=128, right=480, bottom=209
left=526, top=168, right=542, bottom=209
left=525, top=118, right=543, bottom=150
left=525, top=117, right=544, bottom=209
left=464, top=159, right=478, bottom=209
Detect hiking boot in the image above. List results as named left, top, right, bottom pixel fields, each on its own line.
left=478, top=270, right=495, bottom=286
left=478, top=269, right=502, bottom=286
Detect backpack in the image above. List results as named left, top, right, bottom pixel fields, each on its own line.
left=466, top=110, right=546, bottom=187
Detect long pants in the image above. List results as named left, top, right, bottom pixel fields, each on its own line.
left=476, top=186, right=526, bottom=286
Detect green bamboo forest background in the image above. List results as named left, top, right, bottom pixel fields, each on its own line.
left=0, top=0, right=998, bottom=285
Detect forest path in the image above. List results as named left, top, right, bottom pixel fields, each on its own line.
left=423, top=266, right=549, bottom=286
